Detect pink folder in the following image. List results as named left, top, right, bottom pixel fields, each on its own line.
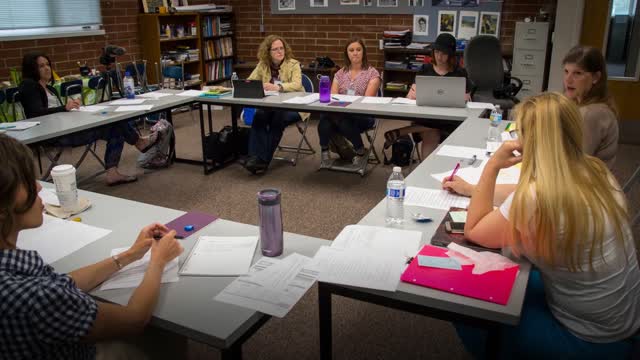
left=164, top=212, right=218, bottom=239
left=400, top=245, right=519, bottom=305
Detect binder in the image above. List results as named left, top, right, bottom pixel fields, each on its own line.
left=400, top=245, right=519, bottom=305
left=164, top=212, right=218, bottom=239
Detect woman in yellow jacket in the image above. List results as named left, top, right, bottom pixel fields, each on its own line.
left=244, top=35, right=303, bottom=174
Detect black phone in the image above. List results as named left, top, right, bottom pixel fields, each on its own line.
left=445, top=221, right=465, bottom=234
left=315, top=56, right=336, bottom=69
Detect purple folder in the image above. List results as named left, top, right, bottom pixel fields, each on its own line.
left=165, top=212, right=218, bottom=239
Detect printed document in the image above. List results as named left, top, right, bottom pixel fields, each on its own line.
left=431, top=161, right=520, bottom=185
left=404, top=186, right=470, bottom=210
left=180, top=236, right=258, bottom=276
left=17, top=214, right=111, bottom=264
left=77, top=105, right=108, bottom=112
left=391, top=98, right=416, bottom=105
left=214, top=253, right=318, bottom=317
left=361, top=97, right=393, bottom=104
left=109, top=99, right=146, bottom=105
left=137, top=92, right=172, bottom=99
left=332, top=94, right=361, bottom=102
left=100, top=247, right=179, bottom=291
left=114, top=105, right=154, bottom=112
left=332, top=225, right=421, bottom=258
left=436, top=145, right=488, bottom=160
left=282, top=93, right=319, bottom=104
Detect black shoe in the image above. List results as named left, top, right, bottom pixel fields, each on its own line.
left=245, top=157, right=268, bottom=174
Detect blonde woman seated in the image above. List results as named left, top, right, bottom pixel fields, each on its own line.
left=451, top=92, right=639, bottom=359
left=244, top=35, right=304, bottom=174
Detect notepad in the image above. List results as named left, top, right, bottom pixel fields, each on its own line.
left=179, top=236, right=258, bottom=276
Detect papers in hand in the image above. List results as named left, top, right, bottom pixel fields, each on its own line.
left=100, top=247, right=179, bottom=291
left=180, top=236, right=258, bottom=276
left=391, top=98, right=416, bottom=105
left=109, top=99, right=146, bottom=105
left=17, top=214, right=111, bottom=264
left=404, top=186, right=470, bottom=210
left=0, top=121, right=40, bottom=131
left=114, top=105, right=154, bottom=112
left=282, top=93, right=319, bottom=104
left=214, top=253, right=319, bottom=318
left=360, top=97, right=393, bottom=104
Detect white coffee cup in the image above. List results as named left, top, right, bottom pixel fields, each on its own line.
left=51, top=164, right=78, bottom=212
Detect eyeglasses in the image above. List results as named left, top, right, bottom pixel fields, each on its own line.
left=270, top=47, right=285, bottom=53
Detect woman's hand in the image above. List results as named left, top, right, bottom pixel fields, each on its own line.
left=263, top=82, right=279, bottom=91
left=488, top=140, right=523, bottom=171
left=406, top=84, right=416, bottom=100
left=442, top=175, right=474, bottom=197
left=65, top=98, right=81, bottom=111
left=128, top=223, right=170, bottom=260
left=150, top=230, right=183, bottom=267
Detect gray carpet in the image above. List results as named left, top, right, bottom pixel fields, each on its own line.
left=42, top=108, right=640, bottom=360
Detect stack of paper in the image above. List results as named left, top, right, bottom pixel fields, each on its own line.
left=100, top=247, right=179, bottom=290
left=282, top=93, right=319, bottom=104
left=214, top=253, right=319, bottom=317
left=109, top=99, right=146, bottom=105
left=404, top=186, right=471, bottom=210
left=360, top=97, right=393, bottom=104
left=180, top=236, right=258, bottom=276
left=17, top=214, right=111, bottom=264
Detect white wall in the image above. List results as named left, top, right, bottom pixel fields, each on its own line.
left=548, top=0, right=585, bottom=92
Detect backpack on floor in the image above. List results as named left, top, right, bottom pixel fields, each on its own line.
left=383, top=134, right=413, bottom=167
left=137, top=119, right=175, bottom=169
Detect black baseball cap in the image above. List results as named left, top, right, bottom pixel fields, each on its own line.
left=432, top=33, right=457, bottom=57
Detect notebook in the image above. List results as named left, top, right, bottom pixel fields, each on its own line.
left=401, top=245, right=519, bottom=305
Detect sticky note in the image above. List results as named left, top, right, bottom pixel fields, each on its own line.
left=417, top=255, right=462, bottom=270
left=449, top=211, right=467, bottom=223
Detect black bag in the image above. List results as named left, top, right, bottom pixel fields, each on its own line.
left=137, top=119, right=174, bottom=169
left=204, top=126, right=250, bottom=166
left=383, top=135, right=414, bottom=167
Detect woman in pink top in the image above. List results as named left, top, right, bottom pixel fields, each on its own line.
left=318, top=37, right=381, bottom=167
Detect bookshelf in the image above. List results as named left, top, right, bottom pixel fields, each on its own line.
left=138, top=13, right=203, bottom=88
left=382, top=47, right=432, bottom=96
left=200, top=12, right=236, bottom=85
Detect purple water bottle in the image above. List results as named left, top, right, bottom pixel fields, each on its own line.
left=257, top=189, right=283, bottom=257
left=319, top=75, right=331, bottom=103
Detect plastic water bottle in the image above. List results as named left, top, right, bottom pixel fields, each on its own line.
left=123, top=72, right=135, bottom=99
left=487, top=105, right=502, bottom=141
left=230, top=72, right=239, bottom=95
left=385, top=166, right=406, bottom=224
left=319, top=75, right=331, bottom=103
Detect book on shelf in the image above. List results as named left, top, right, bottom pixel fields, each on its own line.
left=206, top=58, right=233, bottom=82
left=385, top=82, right=409, bottom=91
left=204, top=37, right=233, bottom=60
left=202, top=15, right=233, bottom=38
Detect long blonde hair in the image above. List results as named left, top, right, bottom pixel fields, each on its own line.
left=509, top=92, right=628, bottom=271
left=256, top=35, right=293, bottom=65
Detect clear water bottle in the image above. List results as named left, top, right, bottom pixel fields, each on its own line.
left=487, top=105, right=502, bottom=141
left=385, top=166, right=406, bottom=224
left=318, top=75, right=331, bottom=103
left=123, top=71, right=135, bottom=99
left=230, top=72, right=239, bottom=95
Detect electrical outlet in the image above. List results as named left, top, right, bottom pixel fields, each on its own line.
left=260, top=24, right=265, bottom=33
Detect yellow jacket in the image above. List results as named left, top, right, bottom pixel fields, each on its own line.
left=247, top=58, right=303, bottom=92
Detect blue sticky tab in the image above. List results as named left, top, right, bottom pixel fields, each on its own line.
left=417, top=255, right=462, bottom=270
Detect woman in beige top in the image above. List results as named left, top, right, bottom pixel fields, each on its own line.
left=562, top=46, right=619, bottom=168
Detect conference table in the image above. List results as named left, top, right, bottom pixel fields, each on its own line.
left=42, top=182, right=331, bottom=360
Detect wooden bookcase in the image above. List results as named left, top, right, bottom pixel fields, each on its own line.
left=382, top=48, right=432, bottom=97
left=200, top=11, right=236, bottom=85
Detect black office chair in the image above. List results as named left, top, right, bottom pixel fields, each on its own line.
left=60, top=79, right=83, bottom=102
left=87, top=76, right=107, bottom=104
left=5, top=87, right=25, bottom=121
left=464, top=35, right=522, bottom=110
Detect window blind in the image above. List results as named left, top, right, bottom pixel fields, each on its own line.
left=0, top=0, right=103, bottom=40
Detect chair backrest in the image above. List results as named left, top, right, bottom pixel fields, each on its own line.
left=7, top=89, right=25, bottom=121
left=87, top=76, right=107, bottom=104
left=88, top=76, right=106, bottom=90
left=60, top=79, right=83, bottom=98
left=301, top=73, right=314, bottom=92
left=464, top=35, right=505, bottom=91
left=0, top=90, right=7, bottom=122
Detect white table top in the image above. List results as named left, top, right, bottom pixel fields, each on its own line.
left=42, top=182, right=331, bottom=348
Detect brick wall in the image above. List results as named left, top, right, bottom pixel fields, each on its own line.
left=0, top=0, right=555, bottom=80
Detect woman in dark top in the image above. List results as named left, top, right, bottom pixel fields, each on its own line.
left=19, top=52, right=157, bottom=186
left=384, top=33, right=471, bottom=159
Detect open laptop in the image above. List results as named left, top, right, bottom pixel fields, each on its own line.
left=232, top=80, right=265, bottom=99
left=415, top=76, right=466, bottom=108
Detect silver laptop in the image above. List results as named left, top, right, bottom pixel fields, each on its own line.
left=415, top=76, right=466, bottom=108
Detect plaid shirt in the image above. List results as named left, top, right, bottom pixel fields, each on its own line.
left=0, top=249, right=98, bottom=360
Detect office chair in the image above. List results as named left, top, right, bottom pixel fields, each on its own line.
left=87, top=76, right=107, bottom=104
left=5, top=87, right=25, bottom=122
left=464, top=35, right=522, bottom=110
left=272, top=73, right=316, bottom=166
left=60, top=79, right=83, bottom=103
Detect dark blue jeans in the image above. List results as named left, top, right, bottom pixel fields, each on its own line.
left=248, top=109, right=301, bottom=163
left=455, top=270, right=635, bottom=360
left=52, top=121, right=139, bottom=169
left=318, top=113, right=374, bottom=151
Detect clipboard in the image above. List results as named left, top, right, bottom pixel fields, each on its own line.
left=164, top=212, right=218, bottom=239
left=401, top=245, right=519, bottom=305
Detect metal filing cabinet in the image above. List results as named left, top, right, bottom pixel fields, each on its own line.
left=512, top=22, right=550, bottom=99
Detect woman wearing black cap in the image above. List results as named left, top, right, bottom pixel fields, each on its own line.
left=384, top=33, right=472, bottom=159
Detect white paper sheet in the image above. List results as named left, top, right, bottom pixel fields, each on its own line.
left=391, top=98, right=416, bottom=105
left=180, top=236, right=258, bottom=276
left=332, top=225, right=421, bottom=258
left=137, top=92, right=173, bottom=99
left=431, top=161, right=520, bottom=185
left=114, top=105, right=154, bottom=112
left=486, top=141, right=501, bottom=153
left=176, top=90, right=205, bottom=97
left=17, top=214, right=111, bottom=264
left=466, top=102, right=495, bottom=110
left=436, top=145, right=488, bottom=160
left=77, top=105, right=108, bottom=112
left=312, top=246, right=404, bottom=292
left=360, top=97, right=393, bottom=104
left=264, top=90, right=280, bottom=96
left=331, top=94, right=361, bottom=102
left=100, top=247, right=179, bottom=290
left=38, top=188, right=60, bottom=206
left=404, top=186, right=470, bottom=210
left=214, top=253, right=318, bottom=318
left=0, top=122, right=40, bottom=131
left=109, top=99, right=146, bottom=105
left=282, top=93, right=319, bottom=104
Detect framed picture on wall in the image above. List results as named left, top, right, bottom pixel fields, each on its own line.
left=438, top=10, right=457, bottom=36
left=378, top=0, right=398, bottom=7
left=340, top=0, right=360, bottom=4
left=310, top=0, right=328, bottom=7
left=409, top=0, right=424, bottom=5
left=479, top=11, right=500, bottom=37
left=413, top=15, right=429, bottom=36
left=364, top=0, right=373, bottom=5
left=457, top=11, right=478, bottom=40
left=278, top=0, right=296, bottom=10
left=141, top=0, right=168, bottom=13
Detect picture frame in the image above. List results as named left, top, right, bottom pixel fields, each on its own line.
left=437, top=10, right=457, bottom=36
left=378, top=0, right=398, bottom=7
left=278, top=0, right=296, bottom=11
left=409, top=0, right=424, bottom=5
left=340, top=0, right=360, bottom=4
left=479, top=11, right=500, bottom=37
left=413, top=15, right=429, bottom=36
left=141, top=0, right=168, bottom=13
left=310, top=0, right=328, bottom=6
left=457, top=11, right=478, bottom=40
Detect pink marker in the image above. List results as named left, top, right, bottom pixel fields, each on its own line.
left=448, top=162, right=461, bottom=181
